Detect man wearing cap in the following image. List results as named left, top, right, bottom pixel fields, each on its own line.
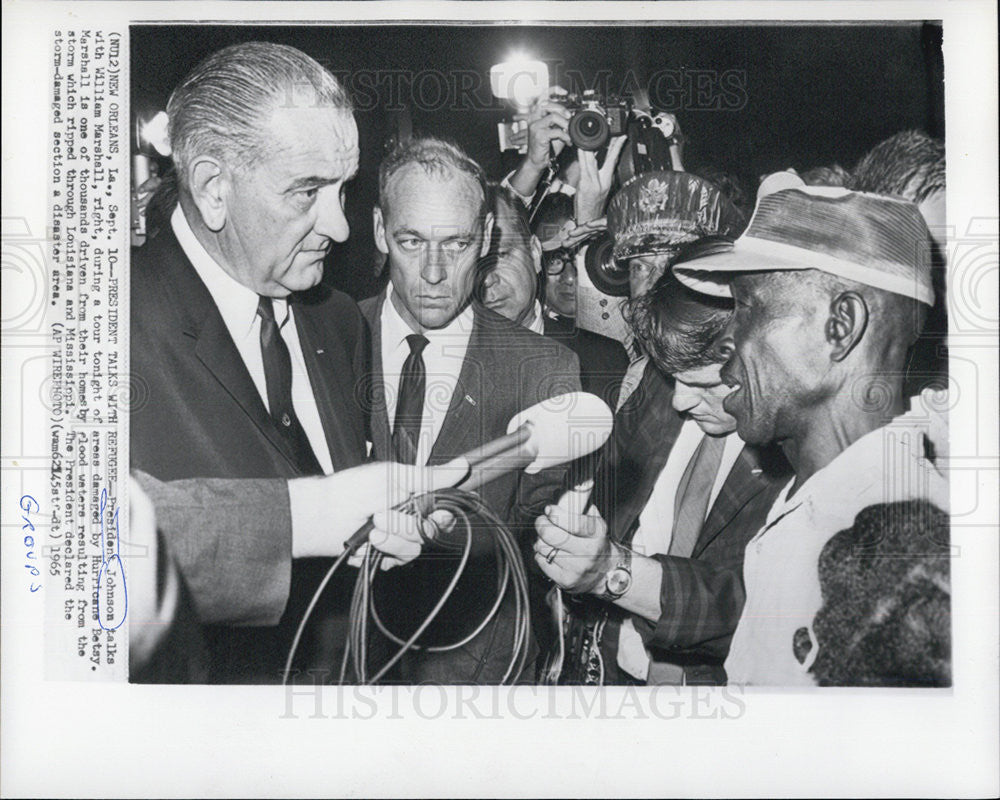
left=672, top=176, right=950, bottom=686
left=607, top=169, right=747, bottom=411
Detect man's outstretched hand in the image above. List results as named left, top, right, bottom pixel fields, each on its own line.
left=290, top=459, right=468, bottom=568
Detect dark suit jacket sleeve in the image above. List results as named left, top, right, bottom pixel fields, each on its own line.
left=133, top=470, right=292, bottom=627
left=631, top=555, right=746, bottom=660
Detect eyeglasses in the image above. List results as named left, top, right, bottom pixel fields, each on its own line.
left=543, top=249, right=577, bottom=276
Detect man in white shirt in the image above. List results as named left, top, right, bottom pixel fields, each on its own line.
left=131, top=42, right=449, bottom=683
left=359, top=137, right=581, bottom=683
left=673, top=176, right=949, bottom=686
left=533, top=271, right=789, bottom=685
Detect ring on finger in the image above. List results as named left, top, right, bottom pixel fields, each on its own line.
left=545, top=547, right=558, bottom=565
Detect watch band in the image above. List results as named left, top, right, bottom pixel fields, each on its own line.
left=600, top=545, right=633, bottom=601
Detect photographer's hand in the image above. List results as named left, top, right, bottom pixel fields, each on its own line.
left=509, top=87, right=572, bottom=198
left=559, top=217, right=607, bottom=250
left=575, top=134, right=627, bottom=224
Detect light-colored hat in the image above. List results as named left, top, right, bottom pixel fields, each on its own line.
left=672, top=172, right=935, bottom=306
left=607, top=170, right=746, bottom=264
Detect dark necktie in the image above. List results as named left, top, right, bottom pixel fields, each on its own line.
left=257, top=296, right=323, bottom=475
left=392, top=333, right=429, bottom=464
left=669, top=433, right=727, bottom=557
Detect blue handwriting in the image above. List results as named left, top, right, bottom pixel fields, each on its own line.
left=19, top=495, right=42, bottom=592
left=96, top=488, right=128, bottom=630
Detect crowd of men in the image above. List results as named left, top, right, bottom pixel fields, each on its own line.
left=129, top=41, right=950, bottom=688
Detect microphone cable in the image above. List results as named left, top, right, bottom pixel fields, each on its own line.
left=282, top=487, right=532, bottom=687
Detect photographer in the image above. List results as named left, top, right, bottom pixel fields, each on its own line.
left=505, top=87, right=573, bottom=201
left=503, top=86, right=629, bottom=225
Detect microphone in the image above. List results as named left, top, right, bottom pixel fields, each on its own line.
left=459, top=390, right=614, bottom=488
left=343, top=391, right=614, bottom=553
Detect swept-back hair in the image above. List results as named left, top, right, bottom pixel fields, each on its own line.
left=625, top=270, right=734, bottom=375
left=167, top=41, right=352, bottom=187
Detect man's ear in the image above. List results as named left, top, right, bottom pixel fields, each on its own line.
left=188, top=156, right=228, bottom=232
left=827, top=291, right=869, bottom=362
left=529, top=234, right=543, bottom=274
left=480, top=212, right=495, bottom=257
left=373, top=205, right=389, bottom=255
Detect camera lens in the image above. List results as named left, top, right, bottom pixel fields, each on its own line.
left=569, top=109, right=610, bottom=151
left=584, top=232, right=630, bottom=296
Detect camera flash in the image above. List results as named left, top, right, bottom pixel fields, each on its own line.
left=136, top=111, right=171, bottom=156
left=490, top=56, right=549, bottom=108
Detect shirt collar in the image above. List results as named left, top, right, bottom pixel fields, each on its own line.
left=764, top=405, right=944, bottom=525
left=382, top=283, right=475, bottom=350
left=526, top=300, right=546, bottom=335
left=171, top=206, right=281, bottom=337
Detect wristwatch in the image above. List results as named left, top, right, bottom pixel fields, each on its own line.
left=598, top=546, right=633, bottom=601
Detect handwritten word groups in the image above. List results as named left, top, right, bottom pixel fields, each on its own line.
left=19, top=496, right=42, bottom=592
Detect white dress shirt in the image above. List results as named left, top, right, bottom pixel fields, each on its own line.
left=618, top=424, right=745, bottom=680
left=724, top=393, right=949, bottom=686
left=380, top=287, right=475, bottom=466
left=526, top=300, right=546, bottom=335
left=500, top=171, right=576, bottom=207
left=171, top=206, right=334, bottom=475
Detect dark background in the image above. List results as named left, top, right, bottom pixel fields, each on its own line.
left=131, top=22, right=944, bottom=299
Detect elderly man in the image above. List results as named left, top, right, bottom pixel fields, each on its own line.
left=360, top=137, right=581, bottom=683
left=672, top=177, right=950, bottom=686
left=478, top=185, right=546, bottom=332
left=479, top=186, right=629, bottom=407
left=534, top=271, right=789, bottom=685
left=131, top=42, right=439, bottom=683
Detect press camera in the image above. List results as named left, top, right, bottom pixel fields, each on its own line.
left=554, top=90, right=631, bottom=151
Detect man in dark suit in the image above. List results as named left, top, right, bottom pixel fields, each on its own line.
left=131, top=42, right=439, bottom=683
left=360, top=137, right=581, bottom=683
left=534, top=272, right=789, bottom=685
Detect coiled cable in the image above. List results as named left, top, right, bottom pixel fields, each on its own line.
left=283, top=487, right=531, bottom=686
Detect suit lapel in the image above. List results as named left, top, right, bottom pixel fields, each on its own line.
left=293, top=303, right=360, bottom=471
left=604, top=363, right=684, bottom=543
left=693, top=444, right=769, bottom=557
left=362, top=292, right=392, bottom=460
left=428, top=308, right=495, bottom=464
left=176, top=272, right=302, bottom=474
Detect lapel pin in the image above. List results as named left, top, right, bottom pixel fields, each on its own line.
left=316, top=348, right=325, bottom=355
left=751, top=468, right=763, bottom=475
left=465, top=394, right=477, bottom=406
